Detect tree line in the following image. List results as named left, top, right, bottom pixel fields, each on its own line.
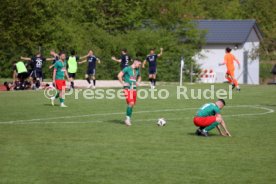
left=0, top=0, right=275, bottom=81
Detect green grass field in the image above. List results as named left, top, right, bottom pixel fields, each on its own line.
left=0, top=84, right=276, bottom=184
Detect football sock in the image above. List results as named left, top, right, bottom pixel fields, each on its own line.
left=86, top=78, right=91, bottom=84
left=59, top=98, right=64, bottom=103
left=149, top=78, right=152, bottom=85
left=226, top=77, right=232, bottom=83
left=71, top=81, right=74, bottom=89
left=93, top=80, right=96, bottom=86
left=126, top=106, right=133, bottom=118
left=36, top=80, right=40, bottom=88
left=153, top=79, right=156, bottom=86
left=203, top=122, right=219, bottom=132
left=233, top=79, right=238, bottom=87
left=55, top=92, right=60, bottom=99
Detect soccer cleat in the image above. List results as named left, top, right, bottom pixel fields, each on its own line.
left=236, top=88, right=241, bottom=92
left=87, top=84, right=93, bottom=88
left=93, top=85, right=96, bottom=89
left=50, top=97, right=55, bottom=106
left=124, top=116, right=131, bottom=126
left=201, top=130, right=209, bottom=137
left=60, top=103, right=68, bottom=108
left=195, top=128, right=202, bottom=136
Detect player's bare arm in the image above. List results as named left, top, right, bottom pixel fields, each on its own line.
left=117, top=71, right=124, bottom=85
left=78, top=59, right=87, bottom=64
left=234, top=56, right=241, bottom=69
left=111, top=56, right=121, bottom=63
left=142, top=60, right=147, bottom=68
left=79, top=54, right=89, bottom=60
left=20, top=57, right=31, bottom=61
left=97, top=58, right=101, bottom=64
left=65, top=70, right=70, bottom=82
left=46, top=57, right=55, bottom=61
left=157, top=48, right=163, bottom=57
left=52, top=68, right=57, bottom=84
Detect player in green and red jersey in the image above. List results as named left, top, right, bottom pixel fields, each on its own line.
left=50, top=52, right=70, bottom=107
left=118, top=60, right=142, bottom=126
left=193, top=99, right=231, bottom=137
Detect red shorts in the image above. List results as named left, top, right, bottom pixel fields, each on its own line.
left=55, top=80, right=66, bottom=91
left=124, top=89, right=137, bottom=104
left=193, top=116, right=217, bottom=127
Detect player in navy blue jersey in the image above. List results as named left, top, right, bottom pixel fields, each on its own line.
left=78, top=50, right=101, bottom=88
left=111, top=49, right=131, bottom=70
left=142, top=48, right=163, bottom=89
left=21, top=52, right=54, bottom=89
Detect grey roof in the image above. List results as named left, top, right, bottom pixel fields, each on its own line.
left=194, top=20, right=262, bottom=44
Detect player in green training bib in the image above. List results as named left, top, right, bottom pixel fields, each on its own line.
left=193, top=99, right=231, bottom=137
left=67, top=50, right=88, bottom=89
left=118, top=60, right=142, bottom=126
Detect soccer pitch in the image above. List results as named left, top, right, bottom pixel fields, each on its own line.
left=0, top=84, right=275, bottom=184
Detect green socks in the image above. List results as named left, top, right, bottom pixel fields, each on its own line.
left=59, top=98, right=64, bottom=103
left=55, top=92, right=60, bottom=99
left=126, top=106, right=133, bottom=117
left=204, top=122, right=219, bottom=132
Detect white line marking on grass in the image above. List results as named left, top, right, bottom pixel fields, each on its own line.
left=0, top=105, right=274, bottom=125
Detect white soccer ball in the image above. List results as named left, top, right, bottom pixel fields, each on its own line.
left=157, top=118, right=166, bottom=126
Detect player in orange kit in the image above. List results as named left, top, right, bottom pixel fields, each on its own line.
left=219, top=47, right=241, bottom=91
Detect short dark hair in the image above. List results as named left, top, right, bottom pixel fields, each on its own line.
left=150, top=48, right=156, bottom=51
left=218, top=99, right=226, bottom=106
left=70, top=50, right=75, bottom=55
left=122, top=48, right=127, bottom=52
left=226, top=47, right=232, bottom=53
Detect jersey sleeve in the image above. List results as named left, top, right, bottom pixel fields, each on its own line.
left=122, top=67, right=128, bottom=74
left=214, top=106, right=221, bottom=114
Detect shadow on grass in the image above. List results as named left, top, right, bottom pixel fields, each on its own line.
left=187, top=132, right=220, bottom=137
left=107, top=119, right=125, bottom=125
left=43, top=104, right=56, bottom=107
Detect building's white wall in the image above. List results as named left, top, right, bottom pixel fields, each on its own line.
left=195, top=44, right=244, bottom=83
left=242, top=29, right=260, bottom=84
left=195, top=29, right=260, bottom=84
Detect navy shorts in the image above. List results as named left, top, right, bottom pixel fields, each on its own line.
left=148, top=67, right=157, bottom=74
left=87, top=68, right=96, bottom=75
left=30, top=70, right=43, bottom=79
left=68, top=73, right=76, bottom=78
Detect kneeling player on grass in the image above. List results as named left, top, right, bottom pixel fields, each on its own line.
left=193, top=99, right=231, bottom=137
left=118, top=60, right=142, bottom=126
left=51, top=52, right=70, bottom=107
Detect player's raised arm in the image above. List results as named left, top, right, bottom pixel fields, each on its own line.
left=112, top=56, right=121, bottom=63
left=20, top=56, right=31, bottom=61
left=79, top=54, right=89, bottom=60
left=157, top=48, right=163, bottom=57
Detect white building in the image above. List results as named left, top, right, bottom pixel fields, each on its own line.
left=194, top=20, right=262, bottom=84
